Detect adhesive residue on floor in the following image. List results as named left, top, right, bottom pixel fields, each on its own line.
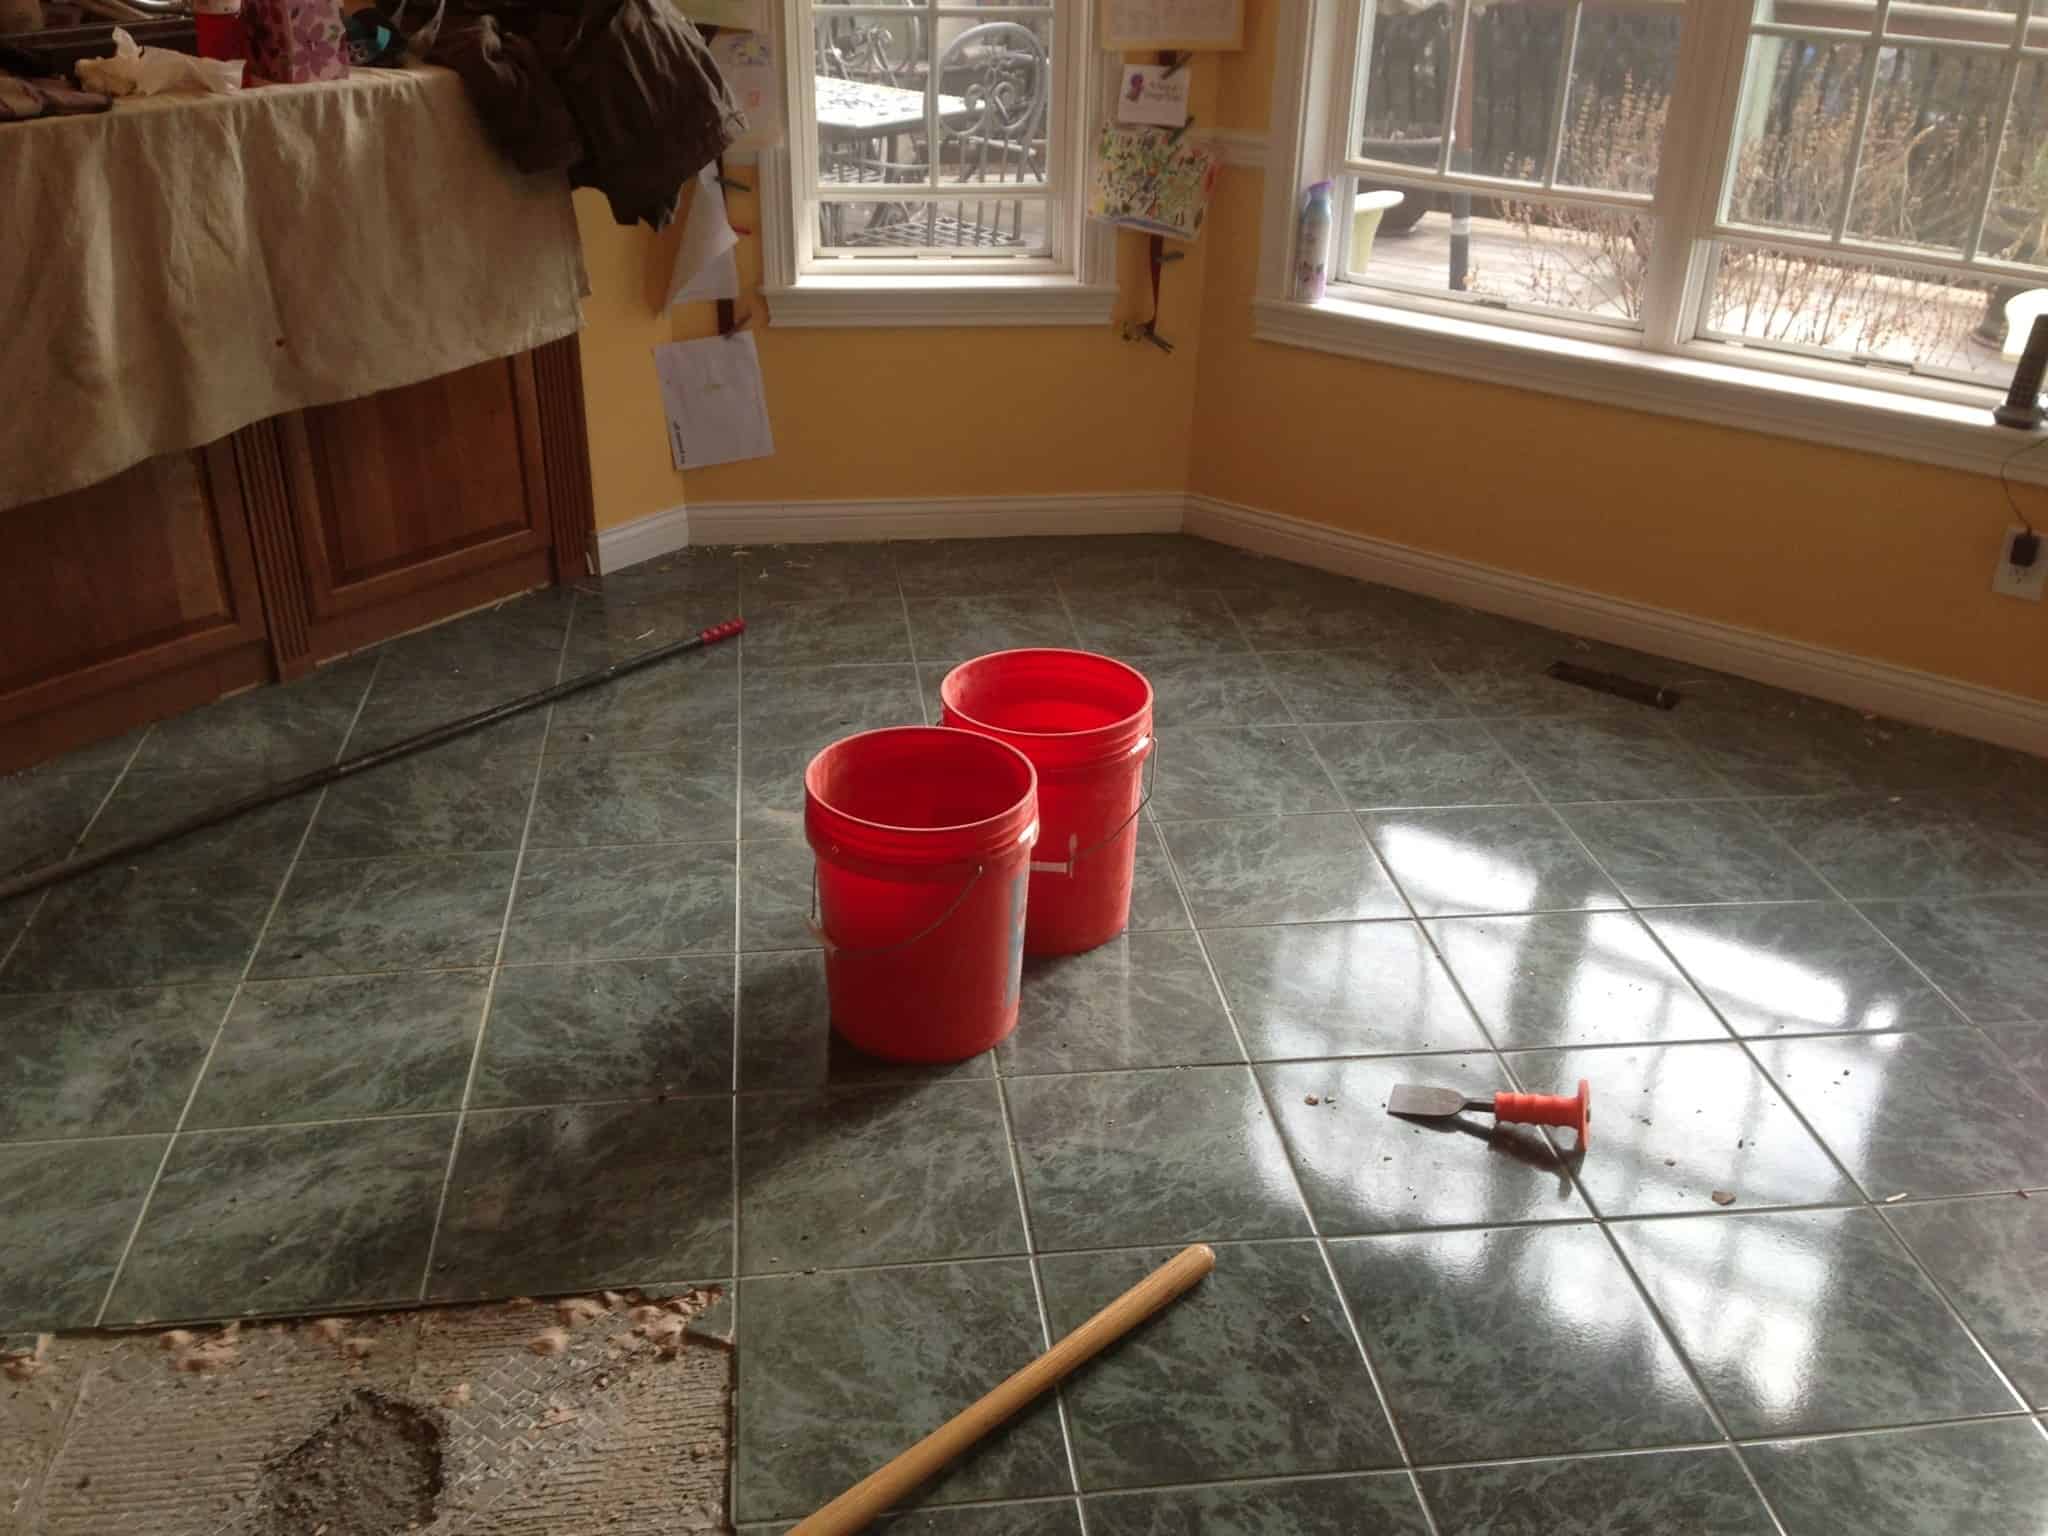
left=2, top=1289, right=730, bottom=1535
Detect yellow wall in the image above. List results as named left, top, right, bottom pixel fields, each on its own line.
left=574, top=118, right=1209, bottom=526
left=1187, top=171, right=2048, bottom=701
left=572, top=0, right=2048, bottom=704
left=1184, top=0, right=2046, bottom=703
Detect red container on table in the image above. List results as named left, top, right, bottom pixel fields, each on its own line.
left=194, top=0, right=246, bottom=61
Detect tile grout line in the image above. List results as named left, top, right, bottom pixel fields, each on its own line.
left=1277, top=630, right=1519, bottom=1536
left=732, top=560, right=748, bottom=1297
left=1625, top=819, right=2046, bottom=1417
left=0, top=722, right=157, bottom=982
left=1422, top=931, right=1799, bottom=1536
left=1467, top=726, right=1807, bottom=1534
left=917, top=550, right=1096, bottom=1528
left=1317, top=676, right=1801, bottom=1536
left=43, top=1057, right=2048, bottom=1158
left=0, top=934, right=2016, bottom=1002
left=1532, top=769, right=2037, bottom=1513
left=1144, top=706, right=1448, bottom=1536
left=22, top=544, right=2036, bottom=1489
left=895, top=550, right=932, bottom=727
left=89, top=654, right=387, bottom=1328
left=412, top=606, right=578, bottom=1302
left=760, top=1395, right=2046, bottom=1527
left=991, top=1068, right=1094, bottom=1527
left=1226, top=576, right=1755, bottom=1533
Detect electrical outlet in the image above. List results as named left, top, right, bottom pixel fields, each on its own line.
left=1992, top=525, right=2046, bottom=602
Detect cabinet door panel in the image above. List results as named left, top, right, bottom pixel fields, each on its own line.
left=0, top=445, right=270, bottom=771
left=266, top=353, right=557, bottom=665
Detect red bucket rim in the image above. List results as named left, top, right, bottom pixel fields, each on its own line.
left=939, top=649, right=1154, bottom=752
left=804, top=726, right=1039, bottom=854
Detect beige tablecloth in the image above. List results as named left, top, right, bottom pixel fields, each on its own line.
left=1, top=66, right=587, bottom=511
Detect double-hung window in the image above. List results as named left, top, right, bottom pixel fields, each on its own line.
left=1283, top=0, right=2048, bottom=408
left=764, top=0, right=1116, bottom=323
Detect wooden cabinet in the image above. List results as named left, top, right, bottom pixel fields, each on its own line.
left=0, top=337, right=594, bottom=773
left=0, top=445, right=274, bottom=771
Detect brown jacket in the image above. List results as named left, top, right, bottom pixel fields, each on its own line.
left=428, top=0, right=744, bottom=229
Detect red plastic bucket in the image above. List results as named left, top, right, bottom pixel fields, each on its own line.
left=940, top=650, right=1153, bottom=956
left=804, top=727, right=1039, bottom=1062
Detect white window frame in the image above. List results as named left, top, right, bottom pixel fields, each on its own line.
left=760, top=0, right=1119, bottom=326
left=1257, top=0, right=2048, bottom=483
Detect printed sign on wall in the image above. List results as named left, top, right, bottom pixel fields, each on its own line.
left=1115, top=63, right=1191, bottom=128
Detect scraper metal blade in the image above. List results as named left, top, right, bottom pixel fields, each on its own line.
left=1386, top=1078, right=1591, bottom=1145
left=1384, top=1084, right=1481, bottom=1120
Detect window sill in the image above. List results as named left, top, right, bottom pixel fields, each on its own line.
left=764, top=275, right=1120, bottom=329
left=1251, top=294, right=2048, bottom=486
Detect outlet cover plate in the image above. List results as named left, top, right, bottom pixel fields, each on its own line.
left=1993, top=525, right=2046, bottom=602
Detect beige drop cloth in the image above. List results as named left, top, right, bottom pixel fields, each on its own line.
left=0, top=66, right=587, bottom=511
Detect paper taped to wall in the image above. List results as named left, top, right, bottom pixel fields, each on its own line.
left=1100, top=0, right=1242, bottom=50
left=1089, top=125, right=1220, bottom=240
left=654, top=332, right=775, bottom=470
left=668, top=164, right=741, bottom=307
left=712, top=28, right=782, bottom=149
left=674, top=0, right=766, bottom=30
left=1116, top=63, right=1190, bottom=127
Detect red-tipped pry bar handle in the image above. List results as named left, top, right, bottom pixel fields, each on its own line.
left=0, top=612, right=751, bottom=910
left=1386, top=1078, right=1590, bottom=1145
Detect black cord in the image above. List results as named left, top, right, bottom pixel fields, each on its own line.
left=2000, top=429, right=2047, bottom=535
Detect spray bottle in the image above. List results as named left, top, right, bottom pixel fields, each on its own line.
left=1295, top=180, right=1335, bottom=303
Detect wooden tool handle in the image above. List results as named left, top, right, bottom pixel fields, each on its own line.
left=789, top=1243, right=1216, bottom=1535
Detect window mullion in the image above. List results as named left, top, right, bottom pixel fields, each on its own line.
left=1331, top=0, right=1371, bottom=177
left=792, top=0, right=819, bottom=269
left=1634, top=2, right=1736, bottom=352
left=1541, top=0, right=1585, bottom=190
left=924, top=0, right=941, bottom=205
left=1437, top=0, right=1475, bottom=175
left=1829, top=0, right=1894, bottom=245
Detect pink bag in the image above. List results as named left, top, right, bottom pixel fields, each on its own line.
left=242, top=0, right=348, bottom=83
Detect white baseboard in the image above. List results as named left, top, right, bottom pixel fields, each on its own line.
left=594, top=503, right=692, bottom=573
left=596, top=492, right=1185, bottom=569
left=1186, top=493, right=2048, bottom=757
left=591, top=488, right=2044, bottom=754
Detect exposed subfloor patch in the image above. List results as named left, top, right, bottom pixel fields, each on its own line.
left=2, top=1289, right=731, bottom=1534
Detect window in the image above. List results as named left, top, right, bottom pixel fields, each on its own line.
left=763, top=0, right=1115, bottom=323
left=1296, top=0, right=2048, bottom=400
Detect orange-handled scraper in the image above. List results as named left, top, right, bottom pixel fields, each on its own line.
left=1387, top=1078, right=1590, bottom=1145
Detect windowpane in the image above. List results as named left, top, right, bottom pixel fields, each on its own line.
left=815, top=71, right=936, bottom=195
left=1556, top=1, right=1685, bottom=195
left=815, top=197, right=1051, bottom=254
left=816, top=1, right=928, bottom=87
left=1724, top=34, right=1868, bottom=234
left=1701, top=242, right=2011, bottom=381
left=934, top=14, right=1053, bottom=191
left=1358, top=0, right=1455, bottom=168
left=1345, top=183, right=1657, bottom=326
left=1457, top=0, right=1573, bottom=183
left=1843, top=45, right=2004, bottom=255
left=1982, top=57, right=2048, bottom=270
left=806, top=3, right=1055, bottom=262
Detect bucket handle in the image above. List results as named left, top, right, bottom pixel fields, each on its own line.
left=1029, top=735, right=1156, bottom=877
left=808, top=861, right=985, bottom=957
